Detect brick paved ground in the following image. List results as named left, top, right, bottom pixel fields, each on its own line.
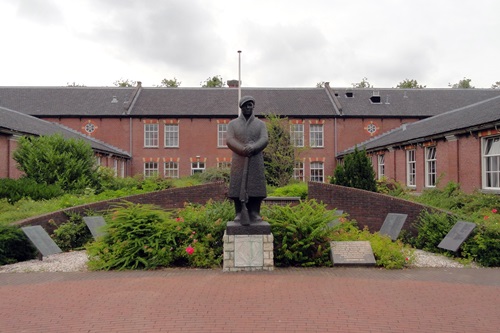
left=1, top=267, right=499, bottom=333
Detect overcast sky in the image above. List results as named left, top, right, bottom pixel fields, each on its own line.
left=1, top=0, right=499, bottom=88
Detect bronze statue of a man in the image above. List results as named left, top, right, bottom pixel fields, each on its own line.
left=227, top=96, right=268, bottom=225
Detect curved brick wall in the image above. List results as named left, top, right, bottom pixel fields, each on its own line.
left=13, top=182, right=228, bottom=234
left=308, top=182, right=441, bottom=233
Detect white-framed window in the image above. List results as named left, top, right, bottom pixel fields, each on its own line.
left=406, top=149, right=416, bottom=187
left=310, top=161, right=324, bottom=182
left=217, top=161, right=231, bottom=169
left=218, top=124, right=228, bottom=147
left=113, top=159, right=118, bottom=177
left=165, top=124, right=179, bottom=147
left=191, top=161, right=205, bottom=175
left=144, top=162, right=158, bottom=178
left=310, top=124, right=324, bottom=148
left=290, top=123, right=304, bottom=147
left=425, top=147, right=437, bottom=187
left=164, top=161, right=179, bottom=178
left=144, top=123, right=159, bottom=147
left=482, top=136, right=500, bottom=189
left=120, top=160, right=125, bottom=178
left=377, top=154, right=385, bottom=180
left=293, top=161, right=304, bottom=181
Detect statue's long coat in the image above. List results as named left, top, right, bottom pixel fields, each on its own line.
left=227, top=113, right=268, bottom=198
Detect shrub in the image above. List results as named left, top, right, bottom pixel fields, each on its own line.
left=0, top=225, right=37, bottom=265
left=13, top=134, right=99, bottom=193
left=51, top=212, right=93, bottom=251
left=410, top=210, right=456, bottom=253
left=0, top=178, right=63, bottom=204
left=271, top=182, right=308, bottom=200
left=332, top=147, right=377, bottom=192
left=196, top=167, right=230, bottom=184
left=262, top=199, right=339, bottom=267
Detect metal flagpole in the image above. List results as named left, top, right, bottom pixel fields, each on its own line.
left=238, top=50, right=242, bottom=115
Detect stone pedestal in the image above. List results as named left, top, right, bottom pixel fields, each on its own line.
left=223, top=221, right=274, bottom=272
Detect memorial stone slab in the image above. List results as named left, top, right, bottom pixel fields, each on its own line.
left=438, top=221, right=476, bottom=252
left=21, top=226, right=62, bottom=257
left=330, top=241, right=376, bottom=266
left=328, top=210, right=344, bottom=228
left=83, top=216, right=107, bottom=239
left=379, top=213, right=408, bottom=241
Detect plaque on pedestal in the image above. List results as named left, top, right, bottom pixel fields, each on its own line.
left=83, top=216, right=107, bottom=239
left=21, top=226, right=62, bottom=258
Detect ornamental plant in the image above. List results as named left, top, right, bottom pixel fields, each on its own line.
left=262, top=199, right=339, bottom=267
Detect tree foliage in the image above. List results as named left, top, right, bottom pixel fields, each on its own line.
left=263, top=114, right=295, bottom=187
left=352, top=77, right=372, bottom=88
left=113, top=78, right=136, bottom=87
left=491, top=81, right=500, bottom=89
left=331, top=147, right=377, bottom=192
left=158, top=77, right=181, bottom=87
left=449, top=77, right=474, bottom=89
left=13, top=134, right=99, bottom=192
left=396, top=79, right=426, bottom=88
left=316, top=81, right=326, bottom=88
left=201, top=75, right=226, bottom=88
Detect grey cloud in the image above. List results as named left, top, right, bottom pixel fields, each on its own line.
left=16, top=0, right=64, bottom=25
left=83, top=0, right=225, bottom=72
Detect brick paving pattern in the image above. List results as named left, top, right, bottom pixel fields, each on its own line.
left=1, top=268, right=499, bottom=332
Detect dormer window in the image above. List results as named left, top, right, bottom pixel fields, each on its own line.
left=370, top=91, right=381, bottom=104
left=345, top=91, right=354, bottom=98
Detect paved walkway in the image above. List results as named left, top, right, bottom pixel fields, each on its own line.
left=1, top=267, right=499, bottom=333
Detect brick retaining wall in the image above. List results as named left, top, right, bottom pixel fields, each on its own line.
left=308, top=182, right=437, bottom=233
left=13, top=182, right=228, bottom=233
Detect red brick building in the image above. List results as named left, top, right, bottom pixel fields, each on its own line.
left=1, top=84, right=499, bottom=192
left=338, top=95, right=500, bottom=194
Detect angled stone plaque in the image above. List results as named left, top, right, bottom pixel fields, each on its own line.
left=83, top=216, right=107, bottom=239
left=438, top=221, right=476, bottom=252
left=330, top=241, right=376, bottom=266
left=379, top=213, right=408, bottom=241
left=327, top=210, right=344, bottom=228
left=21, top=226, right=62, bottom=257
left=234, top=235, right=264, bottom=267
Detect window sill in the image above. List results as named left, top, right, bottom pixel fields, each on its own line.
left=479, top=189, right=500, bottom=195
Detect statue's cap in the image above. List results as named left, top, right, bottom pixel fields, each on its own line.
left=239, top=96, right=255, bottom=108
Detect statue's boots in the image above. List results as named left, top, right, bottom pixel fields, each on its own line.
left=248, top=198, right=263, bottom=223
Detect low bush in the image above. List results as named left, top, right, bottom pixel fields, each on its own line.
left=262, top=199, right=339, bottom=267
left=86, top=200, right=234, bottom=270
left=51, top=212, right=93, bottom=251
left=270, top=182, right=308, bottom=200
left=410, top=210, right=456, bottom=253
left=0, top=225, right=37, bottom=265
left=0, top=178, right=63, bottom=204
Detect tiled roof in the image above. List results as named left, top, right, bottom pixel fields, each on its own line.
left=130, top=87, right=338, bottom=117
left=330, top=88, right=500, bottom=117
left=0, top=87, right=136, bottom=116
left=0, top=106, right=130, bottom=157
left=338, top=95, right=500, bottom=156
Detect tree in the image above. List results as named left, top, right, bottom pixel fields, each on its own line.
left=396, top=79, right=426, bottom=88
left=158, top=77, right=181, bottom=88
left=66, top=82, right=86, bottom=87
left=113, top=78, right=136, bottom=87
left=13, top=134, right=99, bottom=192
left=316, top=81, right=326, bottom=88
left=263, top=114, right=295, bottom=187
left=201, top=75, right=226, bottom=88
left=491, top=81, right=500, bottom=89
left=449, top=77, right=474, bottom=89
left=331, top=146, right=377, bottom=192
left=352, top=77, right=372, bottom=88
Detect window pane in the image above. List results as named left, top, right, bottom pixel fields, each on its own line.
left=164, top=162, right=179, bottom=178
left=290, top=124, right=304, bottom=147
left=165, top=124, right=179, bottom=147
left=310, top=162, right=324, bottom=182
left=218, top=124, right=228, bottom=147
left=144, top=124, right=159, bottom=147
left=310, top=124, right=323, bottom=148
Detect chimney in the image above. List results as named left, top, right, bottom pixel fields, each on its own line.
left=227, top=80, right=239, bottom=88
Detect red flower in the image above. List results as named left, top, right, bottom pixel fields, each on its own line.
left=186, top=246, right=195, bottom=255
left=176, top=217, right=184, bottom=222
left=484, top=216, right=489, bottom=220
left=492, top=209, right=498, bottom=214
